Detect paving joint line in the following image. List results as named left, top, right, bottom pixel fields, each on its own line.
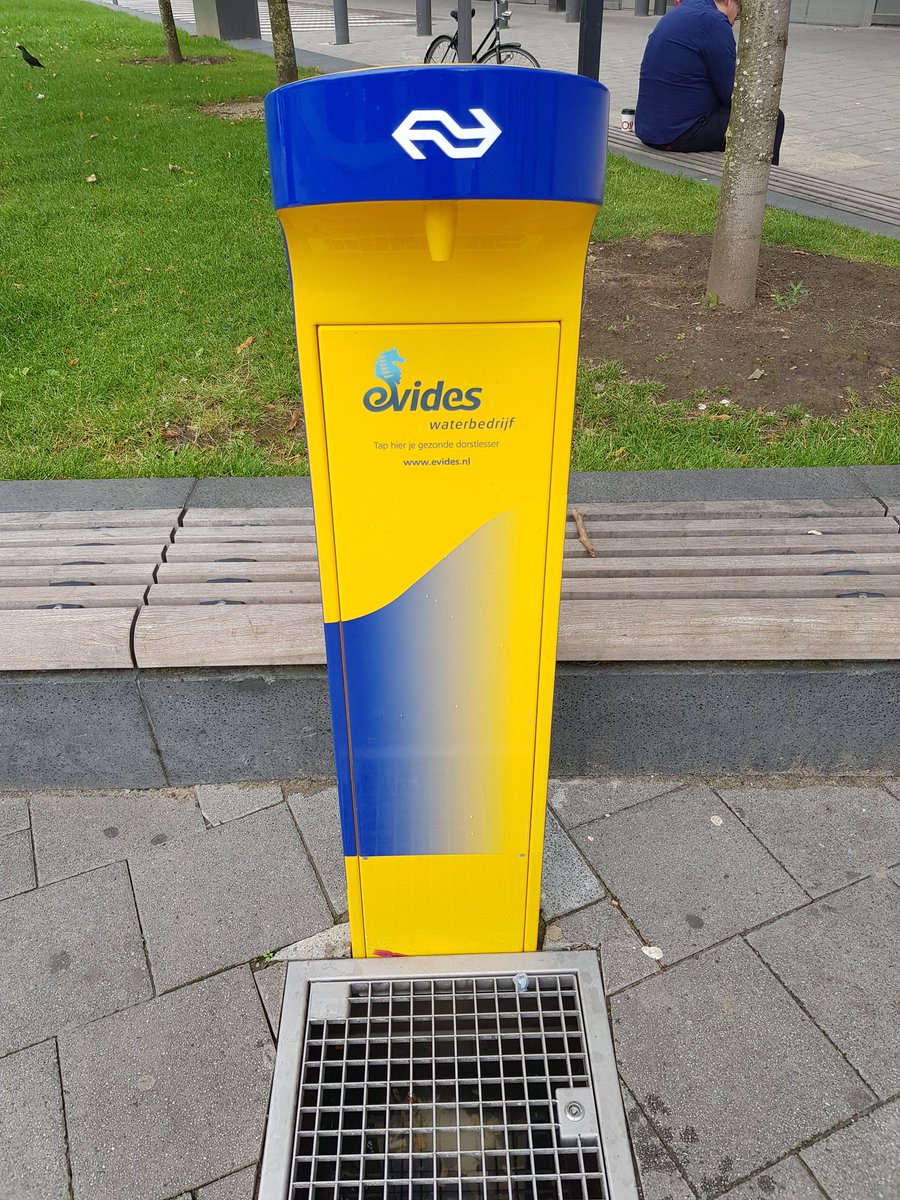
left=709, top=782, right=815, bottom=899
left=53, top=1036, right=77, bottom=1200
left=618, top=1079, right=701, bottom=1199
left=282, top=791, right=343, bottom=924
left=784, top=1087, right=900, bottom=1191
left=252, top=967, right=280, bottom=1043
left=24, top=793, right=38, bottom=898
left=742, top=935, right=880, bottom=1098
left=551, top=778, right=693, bottom=832
left=126, top=858, right=158, bottom=999
left=134, top=671, right=174, bottom=788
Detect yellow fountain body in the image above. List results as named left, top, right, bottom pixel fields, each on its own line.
left=265, top=66, right=608, bottom=957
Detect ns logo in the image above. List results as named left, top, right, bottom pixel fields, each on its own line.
left=363, top=348, right=482, bottom=412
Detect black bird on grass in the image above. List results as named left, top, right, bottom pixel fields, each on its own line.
left=15, top=42, right=44, bottom=68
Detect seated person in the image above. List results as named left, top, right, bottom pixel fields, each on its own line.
left=635, top=0, right=784, bottom=165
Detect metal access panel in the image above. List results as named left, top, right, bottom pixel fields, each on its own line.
left=258, top=952, right=638, bottom=1200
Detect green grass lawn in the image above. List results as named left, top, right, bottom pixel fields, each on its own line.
left=572, top=362, right=900, bottom=472
left=2, top=0, right=311, bottom=479
left=2, top=0, right=898, bottom=479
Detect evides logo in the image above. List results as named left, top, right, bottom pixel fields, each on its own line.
left=363, top=348, right=482, bottom=413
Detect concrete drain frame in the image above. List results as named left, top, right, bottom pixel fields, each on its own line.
left=257, top=951, right=638, bottom=1200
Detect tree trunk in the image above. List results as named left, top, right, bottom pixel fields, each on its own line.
left=268, top=0, right=299, bottom=87
left=706, top=0, right=790, bottom=310
left=157, top=0, right=184, bottom=64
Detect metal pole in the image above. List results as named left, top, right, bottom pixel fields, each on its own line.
left=652, top=0, right=667, bottom=12
left=577, top=0, right=603, bottom=78
left=416, top=0, right=432, bottom=37
left=565, top=0, right=580, bottom=23
left=633, top=0, right=650, bottom=15
left=457, top=3, right=473, bottom=61
left=333, top=0, right=350, bottom=44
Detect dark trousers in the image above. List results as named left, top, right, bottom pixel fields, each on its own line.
left=653, top=106, right=786, bottom=166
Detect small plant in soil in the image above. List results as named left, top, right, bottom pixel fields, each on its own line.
left=771, top=281, right=809, bottom=311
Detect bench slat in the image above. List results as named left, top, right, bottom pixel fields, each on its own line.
left=156, top=562, right=319, bottom=584
left=180, top=507, right=314, bottom=526
left=0, top=544, right=167, bottom=567
left=148, top=582, right=321, bottom=605
left=0, top=609, right=137, bottom=669
left=0, top=565, right=156, bottom=587
left=0, top=509, right=180, bottom=531
left=562, top=552, right=900, bottom=577
left=568, top=500, right=886, bottom=518
left=0, top=586, right=147, bottom=610
left=0, top=528, right=175, bottom=547
left=562, top=534, right=900, bottom=558
left=133, top=603, right=325, bottom=667
left=561, top=575, right=900, bottom=600
left=164, top=542, right=318, bottom=563
left=565, top=517, right=896, bottom=537
left=557, top=598, right=900, bottom=661
left=174, top=525, right=317, bottom=544
left=133, top=594, right=900, bottom=667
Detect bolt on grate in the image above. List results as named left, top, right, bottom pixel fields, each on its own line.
left=259, top=953, right=638, bottom=1200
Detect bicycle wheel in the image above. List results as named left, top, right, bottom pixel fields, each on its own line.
left=424, top=35, right=458, bottom=63
left=478, top=44, right=541, bottom=66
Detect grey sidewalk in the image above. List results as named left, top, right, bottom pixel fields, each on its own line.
left=2, top=774, right=899, bottom=1199
left=96, top=0, right=900, bottom=198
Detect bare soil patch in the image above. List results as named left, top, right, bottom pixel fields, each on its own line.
left=198, top=98, right=264, bottom=120
left=125, top=55, right=232, bottom=66
left=580, top=234, right=899, bottom=415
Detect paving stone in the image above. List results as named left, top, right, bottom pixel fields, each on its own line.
left=0, top=862, right=151, bottom=1054
left=139, top=668, right=335, bottom=784
left=30, top=788, right=204, bottom=884
left=610, top=938, right=874, bottom=1198
left=542, top=900, right=658, bottom=993
left=0, top=793, right=29, bottom=835
left=721, top=1156, right=828, bottom=1198
left=129, top=804, right=331, bottom=991
left=540, top=808, right=604, bottom=922
left=748, top=878, right=900, bottom=1099
left=622, top=1086, right=695, bottom=1200
left=0, top=829, right=35, bottom=899
left=196, top=1165, right=257, bottom=1200
left=286, top=785, right=347, bottom=918
left=719, top=783, right=900, bottom=897
left=59, top=967, right=273, bottom=1200
left=274, top=921, right=351, bottom=963
left=254, top=960, right=287, bottom=1037
left=547, top=776, right=684, bottom=829
left=0, top=1041, right=69, bottom=1200
left=801, top=1099, right=900, bottom=1200
left=0, top=671, right=167, bottom=789
left=196, top=781, right=283, bottom=825
left=572, top=786, right=806, bottom=961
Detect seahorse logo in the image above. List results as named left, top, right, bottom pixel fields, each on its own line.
left=364, top=348, right=406, bottom=411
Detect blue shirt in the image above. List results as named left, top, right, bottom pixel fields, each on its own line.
left=635, top=0, right=737, bottom=146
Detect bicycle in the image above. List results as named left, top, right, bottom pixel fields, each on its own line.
left=424, top=0, right=541, bottom=67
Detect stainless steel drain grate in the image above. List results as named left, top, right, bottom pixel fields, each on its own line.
left=258, top=953, right=638, bottom=1200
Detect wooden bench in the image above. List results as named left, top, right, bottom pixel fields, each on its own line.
left=0, top=509, right=178, bottom=669
left=605, top=128, right=900, bottom=235
left=4, top=499, right=898, bottom=671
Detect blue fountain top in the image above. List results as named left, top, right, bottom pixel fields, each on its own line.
left=265, top=65, right=608, bottom=209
